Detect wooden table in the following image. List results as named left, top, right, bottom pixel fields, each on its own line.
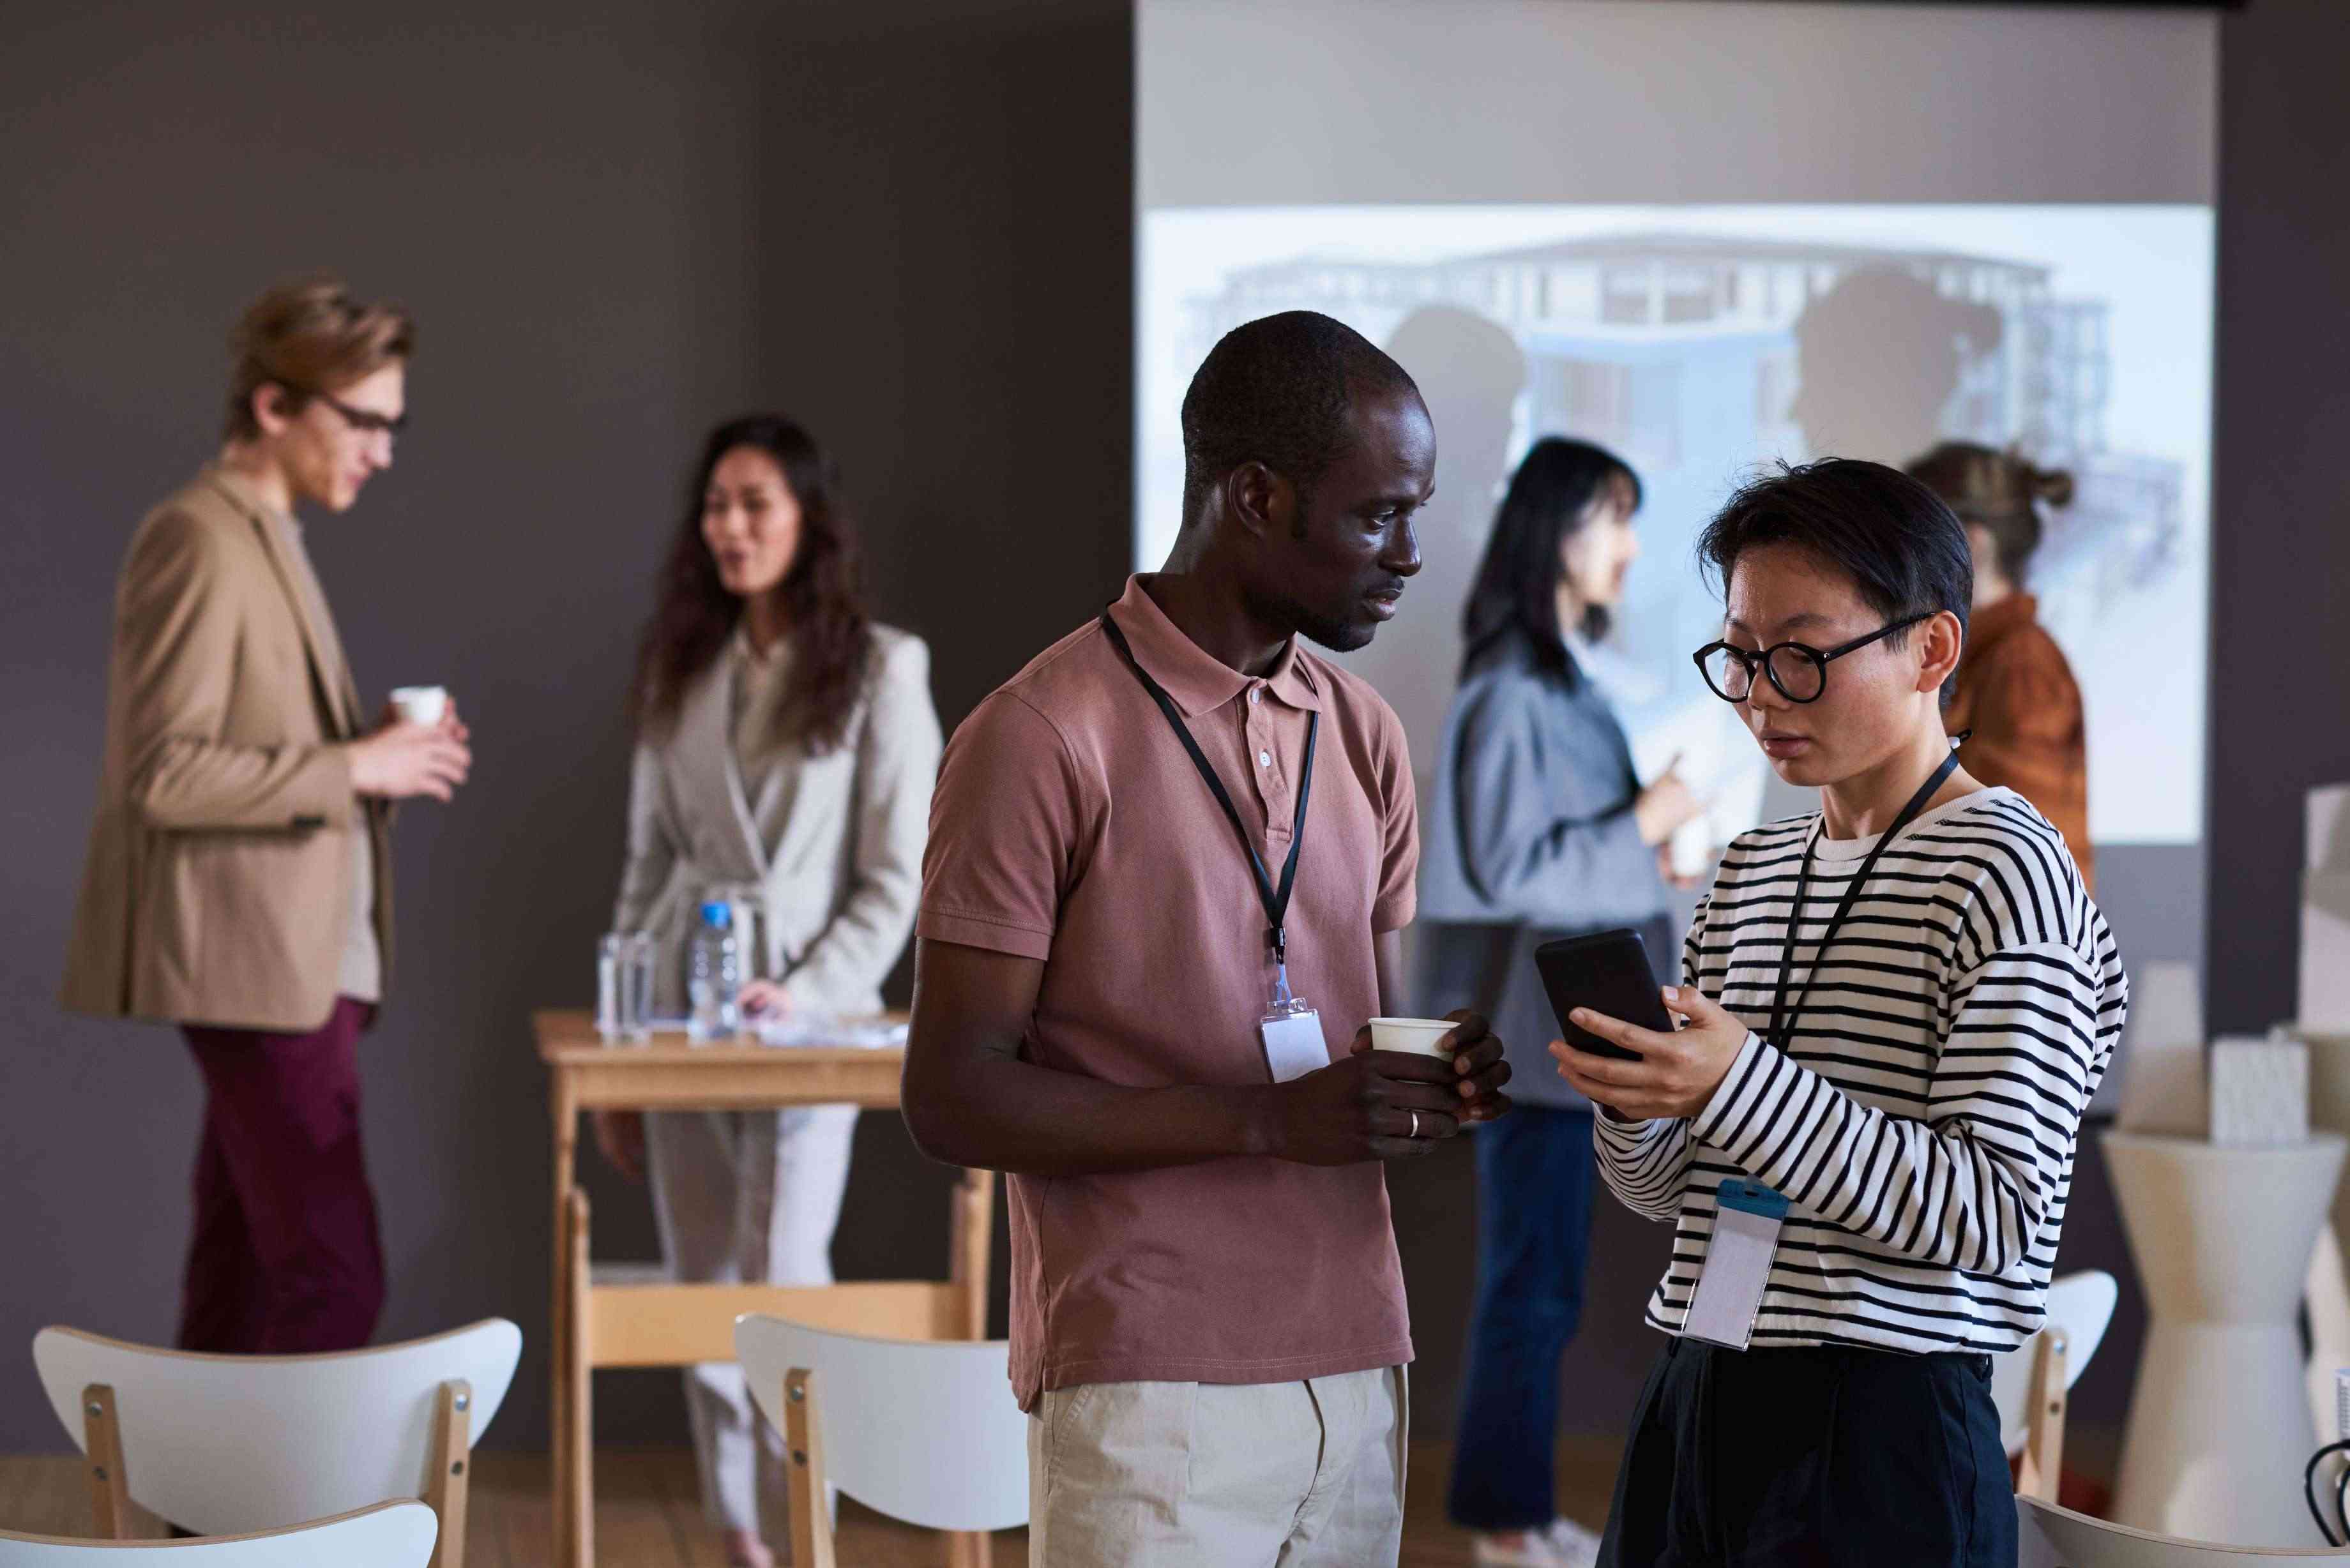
left=537, top=1011, right=994, bottom=1568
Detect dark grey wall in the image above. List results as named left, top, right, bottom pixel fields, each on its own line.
left=0, top=0, right=1131, bottom=1451
left=2205, top=0, right=2350, bottom=1034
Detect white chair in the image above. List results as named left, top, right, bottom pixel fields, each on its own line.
left=1994, top=1270, right=2120, bottom=1501
left=734, top=1314, right=1028, bottom=1568
left=2019, top=1496, right=2350, bottom=1565
left=0, top=1501, right=436, bottom=1567
left=31, top=1319, right=519, bottom=1568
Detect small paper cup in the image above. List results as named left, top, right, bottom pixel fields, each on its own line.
left=1369, top=1016, right=1457, bottom=1057
left=390, top=686, right=450, bottom=726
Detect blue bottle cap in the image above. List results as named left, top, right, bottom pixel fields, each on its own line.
left=699, top=901, right=732, bottom=927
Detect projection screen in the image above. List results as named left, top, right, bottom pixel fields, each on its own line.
left=1137, top=0, right=2217, bottom=988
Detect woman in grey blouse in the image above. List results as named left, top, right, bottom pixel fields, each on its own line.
left=1420, top=438, right=1702, bottom=1568
left=596, top=415, right=942, bottom=1568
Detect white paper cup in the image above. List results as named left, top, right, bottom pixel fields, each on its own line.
left=1369, top=1016, right=1457, bottom=1057
left=390, top=686, right=449, bottom=726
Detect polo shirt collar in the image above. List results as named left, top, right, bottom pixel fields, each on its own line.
left=1109, top=574, right=1323, bottom=718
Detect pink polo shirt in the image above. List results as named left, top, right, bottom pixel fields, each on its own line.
left=918, top=575, right=1419, bottom=1409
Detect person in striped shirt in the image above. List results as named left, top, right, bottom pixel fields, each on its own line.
left=1550, top=459, right=2127, bottom=1567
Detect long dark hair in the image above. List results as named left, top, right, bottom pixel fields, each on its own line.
left=1459, top=437, right=1642, bottom=681
left=632, top=415, right=872, bottom=753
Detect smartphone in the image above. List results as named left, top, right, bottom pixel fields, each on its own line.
left=1535, top=928, right=1676, bottom=1062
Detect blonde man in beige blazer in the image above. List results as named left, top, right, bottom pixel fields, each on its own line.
left=598, top=415, right=941, bottom=1568
left=61, top=277, right=470, bottom=1355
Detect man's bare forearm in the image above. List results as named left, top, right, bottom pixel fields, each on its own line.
left=903, top=1033, right=1284, bottom=1177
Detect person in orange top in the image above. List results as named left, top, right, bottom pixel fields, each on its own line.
left=1906, top=443, right=2093, bottom=889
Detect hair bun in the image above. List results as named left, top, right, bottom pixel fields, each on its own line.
left=2029, top=464, right=2075, bottom=508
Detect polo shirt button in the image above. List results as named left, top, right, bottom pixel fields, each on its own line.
left=1258, top=750, right=1272, bottom=767
left=1248, top=687, right=1261, bottom=705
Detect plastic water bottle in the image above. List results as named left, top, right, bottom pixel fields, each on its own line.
left=686, top=900, right=741, bottom=1042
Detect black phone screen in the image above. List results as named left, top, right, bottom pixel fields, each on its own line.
left=1534, top=928, right=1675, bottom=1063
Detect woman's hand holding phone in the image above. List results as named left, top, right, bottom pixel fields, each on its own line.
left=1550, top=984, right=1756, bottom=1122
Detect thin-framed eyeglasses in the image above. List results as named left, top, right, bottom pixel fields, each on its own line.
left=1691, top=613, right=1932, bottom=704
left=311, top=390, right=408, bottom=439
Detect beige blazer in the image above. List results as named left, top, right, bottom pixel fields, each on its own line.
left=60, top=467, right=391, bottom=1032
left=614, top=625, right=941, bottom=1018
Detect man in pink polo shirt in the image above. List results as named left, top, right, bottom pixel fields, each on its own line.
left=904, top=311, right=1515, bottom=1566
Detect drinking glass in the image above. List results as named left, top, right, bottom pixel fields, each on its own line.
left=621, top=933, right=655, bottom=1040
left=598, top=931, right=656, bottom=1044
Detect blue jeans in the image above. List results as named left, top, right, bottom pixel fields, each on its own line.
left=1446, top=1104, right=1598, bottom=1532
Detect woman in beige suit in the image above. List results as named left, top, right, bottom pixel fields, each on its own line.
left=595, top=414, right=942, bottom=1568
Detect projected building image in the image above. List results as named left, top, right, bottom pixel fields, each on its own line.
left=1141, top=206, right=2213, bottom=850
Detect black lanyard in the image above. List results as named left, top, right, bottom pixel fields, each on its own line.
left=1100, top=611, right=1319, bottom=965
left=1766, top=746, right=1964, bottom=1051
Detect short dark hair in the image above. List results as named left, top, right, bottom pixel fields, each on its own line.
left=1179, top=310, right=1420, bottom=526
left=1461, top=437, right=1641, bottom=680
left=1697, top=458, right=1973, bottom=697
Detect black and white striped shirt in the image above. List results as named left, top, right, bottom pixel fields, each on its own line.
left=1595, top=786, right=2128, bottom=1355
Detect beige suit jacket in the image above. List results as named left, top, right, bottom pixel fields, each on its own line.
left=613, top=625, right=941, bottom=1018
left=60, top=466, right=392, bottom=1032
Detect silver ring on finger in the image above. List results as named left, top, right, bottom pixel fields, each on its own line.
left=1408, top=1110, right=1420, bottom=1139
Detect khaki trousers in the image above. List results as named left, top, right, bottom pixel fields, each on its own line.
left=1027, top=1366, right=1407, bottom=1567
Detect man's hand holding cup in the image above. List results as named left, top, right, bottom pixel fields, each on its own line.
left=350, top=684, right=472, bottom=802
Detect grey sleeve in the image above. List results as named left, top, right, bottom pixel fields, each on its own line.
left=1451, top=679, right=1662, bottom=930
left=612, top=742, right=679, bottom=933
left=782, top=634, right=944, bottom=1006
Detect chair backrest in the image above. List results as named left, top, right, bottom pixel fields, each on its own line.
left=0, top=1501, right=436, bottom=1567
left=734, top=1315, right=1027, bottom=1532
left=2018, top=1496, right=2350, bottom=1565
left=1994, top=1271, right=2119, bottom=1454
left=31, top=1319, right=520, bottom=1537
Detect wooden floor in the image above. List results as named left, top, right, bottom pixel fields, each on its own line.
left=0, top=1440, right=1624, bottom=1566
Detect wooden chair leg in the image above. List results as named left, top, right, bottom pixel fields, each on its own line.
left=567, top=1187, right=595, bottom=1568
left=2020, top=1330, right=2070, bottom=1503
left=425, top=1378, right=473, bottom=1568
left=950, top=1168, right=994, bottom=1343
left=783, top=1369, right=838, bottom=1568
left=80, top=1383, right=132, bottom=1540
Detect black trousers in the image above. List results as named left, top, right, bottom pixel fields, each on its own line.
left=1598, top=1336, right=2017, bottom=1568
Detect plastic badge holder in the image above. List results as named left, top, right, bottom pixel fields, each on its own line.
left=1683, top=1178, right=1789, bottom=1350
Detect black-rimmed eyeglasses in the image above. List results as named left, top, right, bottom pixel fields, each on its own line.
left=1691, top=614, right=1930, bottom=704
left=313, top=391, right=408, bottom=439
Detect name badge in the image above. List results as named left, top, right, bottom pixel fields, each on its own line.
left=1259, top=1001, right=1330, bottom=1083
left=1684, top=1179, right=1789, bottom=1350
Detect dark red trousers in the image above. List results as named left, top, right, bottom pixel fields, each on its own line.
left=176, top=996, right=385, bottom=1353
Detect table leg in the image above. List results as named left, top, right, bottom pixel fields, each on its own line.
left=950, top=1168, right=993, bottom=1343
left=567, top=1186, right=595, bottom=1565
left=552, top=1081, right=578, bottom=1567
left=946, top=1167, right=994, bottom=1567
